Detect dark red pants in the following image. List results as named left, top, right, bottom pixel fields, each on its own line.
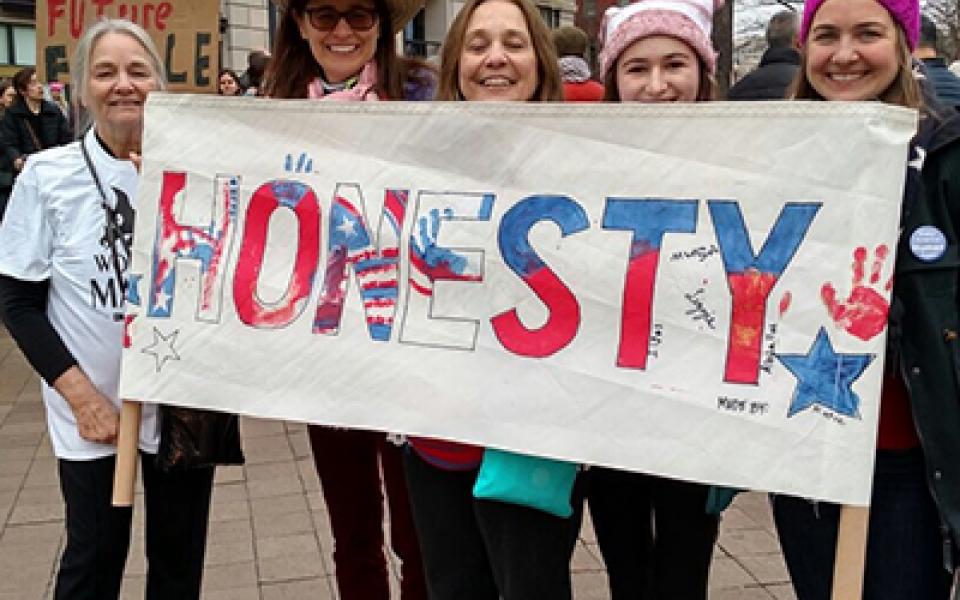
left=308, top=425, right=426, bottom=600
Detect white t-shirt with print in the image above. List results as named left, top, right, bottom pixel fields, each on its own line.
left=0, top=128, right=159, bottom=460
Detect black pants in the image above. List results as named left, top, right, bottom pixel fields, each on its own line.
left=403, top=448, right=581, bottom=600
left=55, top=453, right=214, bottom=600
left=587, top=467, right=719, bottom=600
left=0, top=187, right=9, bottom=223
left=772, top=449, right=953, bottom=600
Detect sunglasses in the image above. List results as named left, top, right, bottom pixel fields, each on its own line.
left=304, top=6, right=378, bottom=31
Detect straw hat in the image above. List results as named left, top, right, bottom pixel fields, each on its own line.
left=273, top=0, right=424, bottom=33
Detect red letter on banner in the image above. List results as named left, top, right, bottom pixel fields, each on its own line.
left=234, top=180, right=321, bottom=327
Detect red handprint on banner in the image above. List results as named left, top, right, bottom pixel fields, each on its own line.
left=821, top=245, right=892, bottom=341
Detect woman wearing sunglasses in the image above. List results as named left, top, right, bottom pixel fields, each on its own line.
left=262, top=1, right=433, bottom=599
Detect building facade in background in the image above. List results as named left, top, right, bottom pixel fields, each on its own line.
left=0, top=0, right=36, bottom=79
left=0, top=0, right=576, bottom=84
left=0, top=0, right=274, bottom=81
left=574, top=0, right=621, bottom=73
left=222, top=0, right=275, bottom=72
left=405, top=0, right=576, bottom=59
left=221, top=0, right=580, bottom=69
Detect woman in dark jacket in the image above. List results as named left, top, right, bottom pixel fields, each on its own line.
left=0, top=67, right=71, bottom=221
left=0, top=78, right=14, bottom=222
left=772, top=1, right=960, bottom=599
left=0, top=67, right=73, bottom=221
left=0, top=67, right=72, bottom=178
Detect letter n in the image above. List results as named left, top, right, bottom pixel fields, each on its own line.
left=314, top=185, right=408, bottom=341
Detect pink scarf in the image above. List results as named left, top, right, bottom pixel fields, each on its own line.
left=307, top=61, right=380, bottom=101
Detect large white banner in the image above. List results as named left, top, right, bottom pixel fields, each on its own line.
left=121, top=95, right=916, bottom=505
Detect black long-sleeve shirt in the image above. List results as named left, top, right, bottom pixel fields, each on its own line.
left=0, top=275, right=77, bottom=385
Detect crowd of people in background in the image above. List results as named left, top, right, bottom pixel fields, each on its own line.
left=218, top=49, right=271, bottom=97
left=0, top=0, right=959, bottom=599
left=0, top=68, right=72, bottom=221
left=0, top=46, right=271, bottom=221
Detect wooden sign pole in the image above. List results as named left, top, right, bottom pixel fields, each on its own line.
left=831, top=505, right=870, bottom=600
left=112, top=400, right=142, bottom=507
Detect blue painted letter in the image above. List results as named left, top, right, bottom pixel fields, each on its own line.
left=492, top=195, right=589, bottom=358
left=603, top=198, right=698, bottom=370
left=708, top=200, right=820, bottom=384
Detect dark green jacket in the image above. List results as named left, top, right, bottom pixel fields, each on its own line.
left=894, top=108, right=960, bottom=553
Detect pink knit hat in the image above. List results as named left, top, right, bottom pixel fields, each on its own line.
left=799, top=0, right=920, bottom=50
left=599, top=0, right=724, bottom=79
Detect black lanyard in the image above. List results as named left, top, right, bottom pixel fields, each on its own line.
left=80, top=134, right=127, bottom=299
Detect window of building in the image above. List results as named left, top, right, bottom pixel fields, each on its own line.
left=268, top=4, right=277, bottom=49
left=0, top=24, right=34, bottom=66
left=403, top=9, right=439, bottom=57
left=12, top=25, right=33, bottom=65
left=539, top=6, right=560, bottom=28
left=0, top=27, right=9, bottom=65
left=584, top=0, right=595, bottom=17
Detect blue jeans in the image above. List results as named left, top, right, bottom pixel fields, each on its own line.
left=772, top=449, right=953, bottom=600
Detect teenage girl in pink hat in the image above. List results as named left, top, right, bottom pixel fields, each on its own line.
left=594, top=1, right=724, bottom=597
left=773, top=0, right=960, bottom=598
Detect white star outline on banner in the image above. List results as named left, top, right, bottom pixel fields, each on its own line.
left=141, top=327, right=181, bottom=373
left=336, top=215, right=356, bottom=237
left=154, top=288, right=172, bottom=313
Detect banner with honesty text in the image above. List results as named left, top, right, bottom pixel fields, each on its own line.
left=120, top=95, right=916, bottom=505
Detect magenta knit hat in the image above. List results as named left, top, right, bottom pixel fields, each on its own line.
left=799, top=0, right=920, bottom=50
left=599, top=0, right=724, bottom=79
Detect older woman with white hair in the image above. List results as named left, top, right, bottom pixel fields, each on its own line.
left=0, top=19, right=214, bottom=599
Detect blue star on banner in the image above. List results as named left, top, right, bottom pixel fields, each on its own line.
left=775, top=328, right=874, bottom=419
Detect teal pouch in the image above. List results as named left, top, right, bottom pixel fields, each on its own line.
left=705, top=486, right=742, bottom=516
left=472, top=448, right=578, bottom=518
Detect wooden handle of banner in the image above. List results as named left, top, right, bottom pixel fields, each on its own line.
left=831, top=505, right=870, bottom=600
left=111, top=400, right=142, bottom=507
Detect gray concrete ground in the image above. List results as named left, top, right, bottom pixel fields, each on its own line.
left=0, top=327, right=798, bottom=599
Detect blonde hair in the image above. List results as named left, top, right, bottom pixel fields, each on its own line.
left=435, top=0, right=563, bottom=102
left=70, top=19, right=166, bottom=136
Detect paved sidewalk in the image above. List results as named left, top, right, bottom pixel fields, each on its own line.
left=0, top=328, right=797, bottom=599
